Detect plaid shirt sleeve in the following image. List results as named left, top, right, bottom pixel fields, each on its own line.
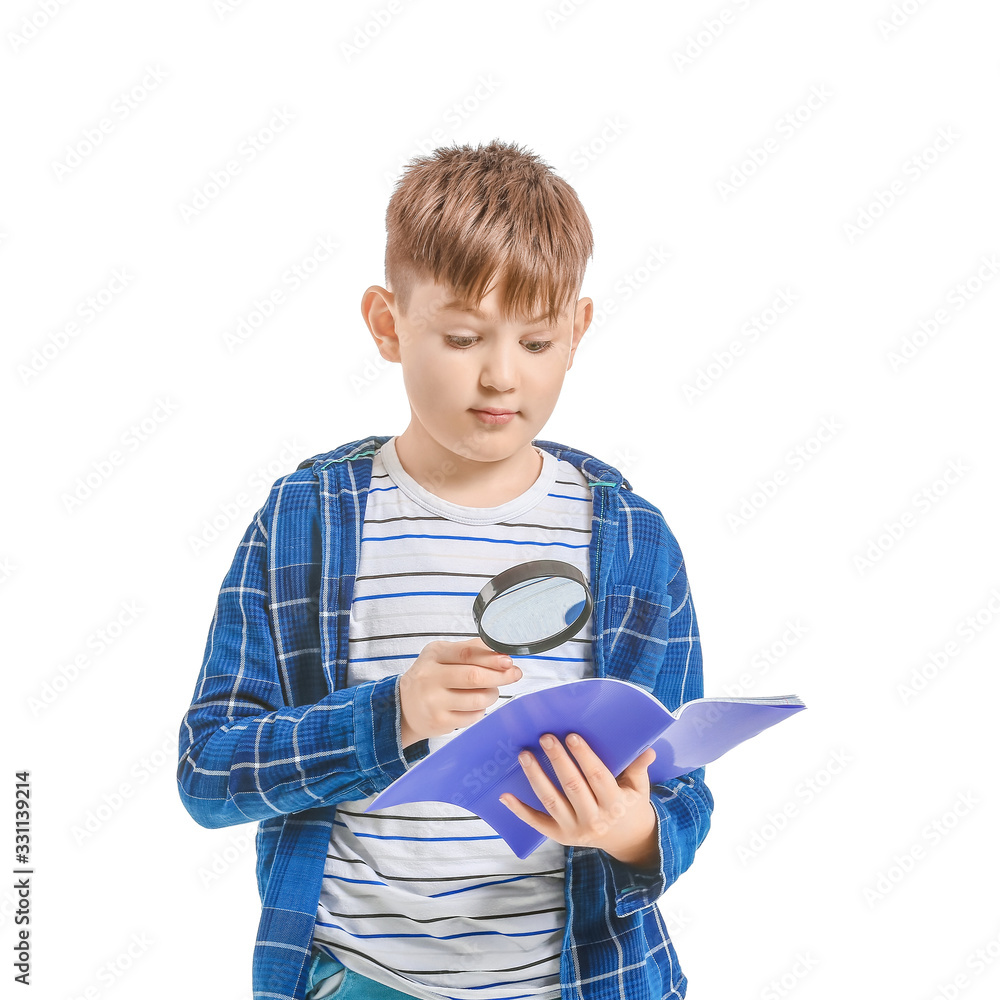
left=599, top=528, right=715, bottom=918
left=176, top=489, right=426, bottom=830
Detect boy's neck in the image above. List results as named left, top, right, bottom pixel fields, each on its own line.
left=392, top=427, right=544, bottom=508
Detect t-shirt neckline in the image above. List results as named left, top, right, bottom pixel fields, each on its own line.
left=378, top=436, right=557, bottom=525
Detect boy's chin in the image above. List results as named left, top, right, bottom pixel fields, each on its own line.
left=441, top=432, right=540, bottom=463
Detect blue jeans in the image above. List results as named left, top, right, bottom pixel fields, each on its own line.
left=305, top=948, right=421, bottom=999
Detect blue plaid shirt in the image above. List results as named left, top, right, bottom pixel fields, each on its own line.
left=177, top=435, right=713, bottom=1000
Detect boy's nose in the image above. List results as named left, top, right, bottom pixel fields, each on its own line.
left=481, top=373, right=515, bottom=393
left=479, top=350, right=518, bottom=392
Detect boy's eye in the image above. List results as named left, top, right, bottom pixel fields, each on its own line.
left=444, top=336, right=554, bottom=354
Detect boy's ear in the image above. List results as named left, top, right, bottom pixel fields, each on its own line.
left=566, top=296, right=594, bottom=372
left=361, top=285, right=402, bottom=363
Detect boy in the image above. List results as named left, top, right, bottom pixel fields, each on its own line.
left=177, top=139, right=713, bottom=1000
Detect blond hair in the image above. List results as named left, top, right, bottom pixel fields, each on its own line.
left=384, top=139, right=593, bottom=325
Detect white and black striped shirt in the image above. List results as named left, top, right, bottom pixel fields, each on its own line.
left=312, top=436, right=594, bottom=1000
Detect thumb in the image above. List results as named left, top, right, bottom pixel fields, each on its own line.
left=621, top=747, right=656, bottom=790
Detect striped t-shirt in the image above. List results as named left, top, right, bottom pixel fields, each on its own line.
left=311, top=435, right=595, bottom=1000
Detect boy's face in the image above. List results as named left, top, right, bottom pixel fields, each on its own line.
left=363, top=276, right=592, bottom=471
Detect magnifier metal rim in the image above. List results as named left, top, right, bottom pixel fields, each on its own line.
left=473, top=559, right=593, bottom=656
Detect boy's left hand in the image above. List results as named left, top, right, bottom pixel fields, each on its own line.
left=499, top=733, right=658, bottom=866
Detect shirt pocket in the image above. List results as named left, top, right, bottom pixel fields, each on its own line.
left=603, top=584, right=673, bottom=693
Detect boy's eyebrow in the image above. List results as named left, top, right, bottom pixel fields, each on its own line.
left=439, top=298, right=550, bottom=325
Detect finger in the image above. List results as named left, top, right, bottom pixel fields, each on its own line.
left=449, top=647, right=522, bottom=688
left=448, top=664, right=522, bottom=694
left=561, top=734, right=618, bottom=808
left=620, top=747, right=657, bottom=792
left=534, top=733, right=598, bottom=823
left=498, top=793, right=557, bottom=839
left=517, top=746, right=576, bottom=826
left=462, top=637, right=500, bottom=656
left=454, top=638, right=513, bottom=669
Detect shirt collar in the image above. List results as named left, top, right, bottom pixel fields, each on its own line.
left=299, top=434, right=631, bottom=491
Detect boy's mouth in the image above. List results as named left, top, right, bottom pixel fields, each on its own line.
left=471, top=408, right=517, bottom=424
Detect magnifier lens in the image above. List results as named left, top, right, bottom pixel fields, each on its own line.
left=474, top=560, right=594, bottom=655
left=480, top=578, right=585, bottom=644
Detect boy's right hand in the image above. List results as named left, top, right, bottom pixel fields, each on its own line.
left=398, top=638, right=522, bottom=747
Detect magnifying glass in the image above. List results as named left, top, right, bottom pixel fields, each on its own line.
left=472, top=559, right=593, bottom=656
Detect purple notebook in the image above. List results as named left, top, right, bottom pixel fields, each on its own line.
left=365, top=678, right=806, bottom=859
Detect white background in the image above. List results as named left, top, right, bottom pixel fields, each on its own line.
left=4, top=1, right=1000, bottom=998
